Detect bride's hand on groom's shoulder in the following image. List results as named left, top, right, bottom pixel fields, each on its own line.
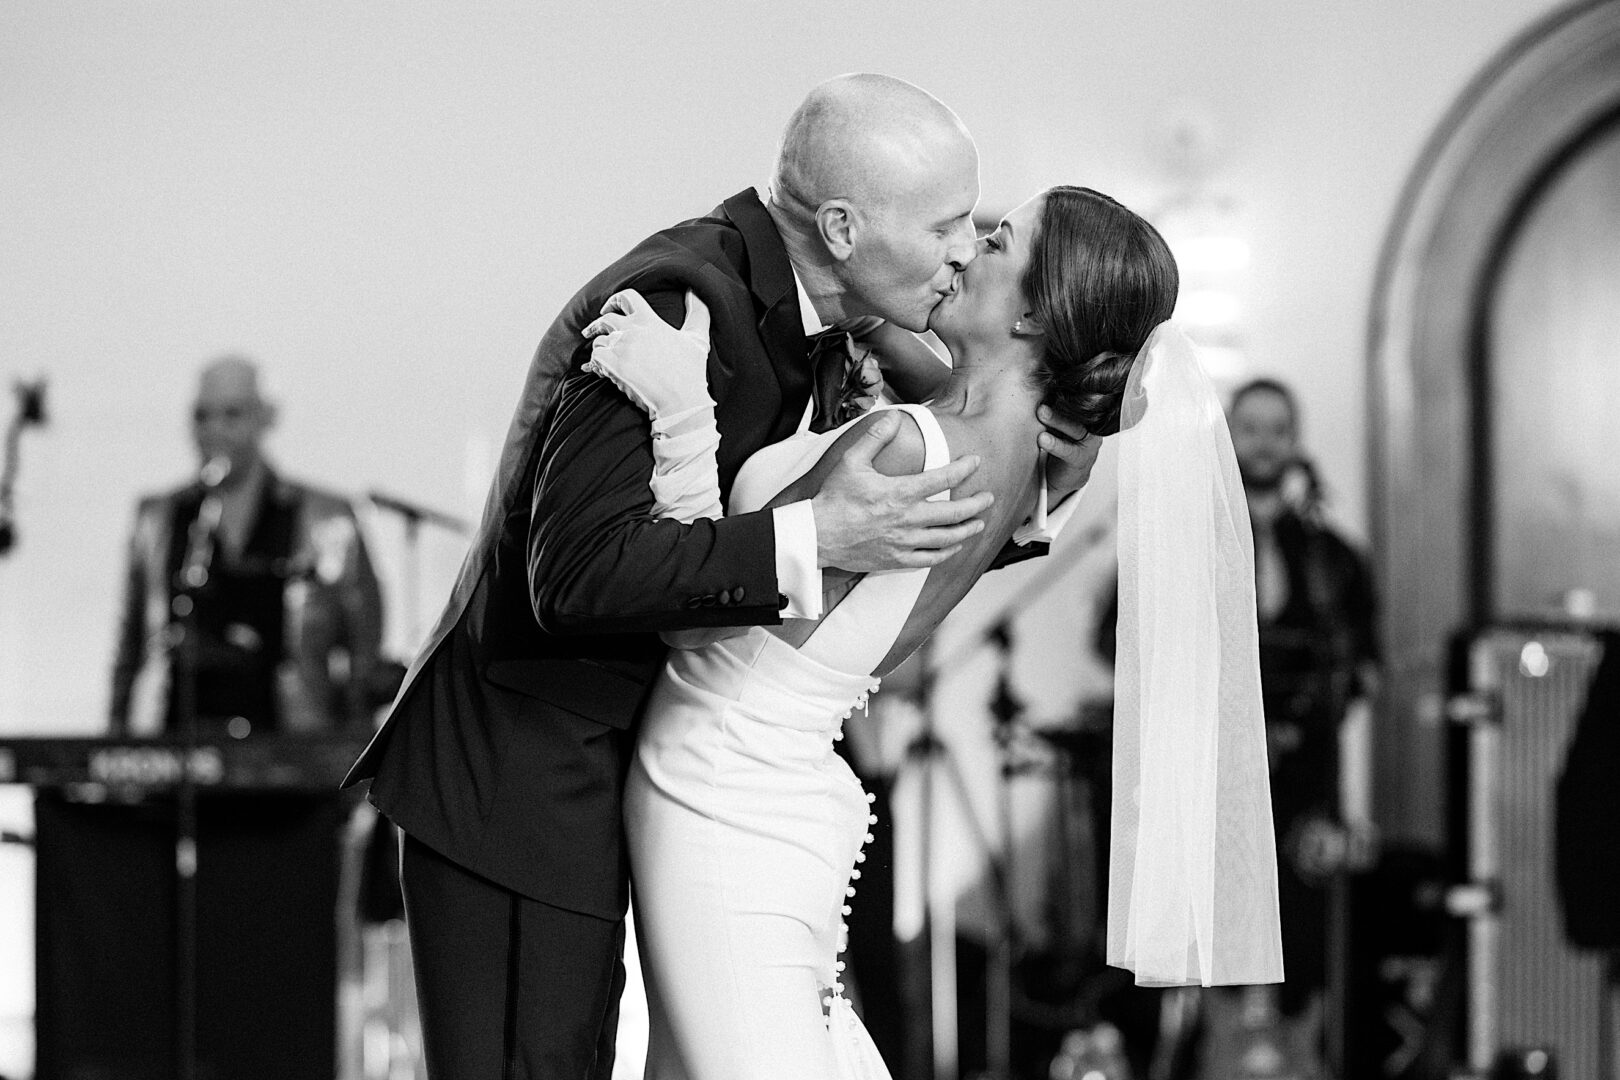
left=1037, top=405, right=1103, bottom=502
left=581, top=288, right=714, bottom=421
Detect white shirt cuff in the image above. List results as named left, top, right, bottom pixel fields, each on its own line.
left=1012, top=460, right=1083, bottom=545
left=772, top=499, right=822, bottom=620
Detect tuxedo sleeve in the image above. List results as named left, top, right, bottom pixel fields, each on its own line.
left=528, top=366, right=783, bottom=635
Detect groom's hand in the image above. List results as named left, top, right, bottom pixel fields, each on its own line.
left=812, top=412, right=992, bottom=573
left=1038, top=405, right=1103, bottom=502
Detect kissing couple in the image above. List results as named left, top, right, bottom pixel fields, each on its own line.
left=347, top=72, right=1283, bottom=1079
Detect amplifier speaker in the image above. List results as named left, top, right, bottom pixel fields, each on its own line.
left=1452, top=626, right=1611, bottom=1078
left=32, top=791, right=345, bottom=1080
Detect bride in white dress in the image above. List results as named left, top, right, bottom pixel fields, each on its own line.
left=588, top=186, right=1283, bottom=1079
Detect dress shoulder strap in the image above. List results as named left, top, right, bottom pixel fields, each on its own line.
left=796, top=403, right=951, bottom=675
left=880, top=404, right=950, bottom=496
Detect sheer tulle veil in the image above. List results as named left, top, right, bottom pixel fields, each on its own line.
left=1108, top=321, right=1285, bottom=987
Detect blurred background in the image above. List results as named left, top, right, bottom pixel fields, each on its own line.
left=3, top=1, right=1618, bottom=1077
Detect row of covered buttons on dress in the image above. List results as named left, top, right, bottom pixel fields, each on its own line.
left=829, top=676, right=884, bottom=1019
left=829, top=787, right=882, bottom=1003
left=831, top=677, right=882, bottom=743
left=683, top=585, right=746, bottom=609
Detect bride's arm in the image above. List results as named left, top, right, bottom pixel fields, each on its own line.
left=852, top=321, right=951, bottom=404
left=583, top=289, right=724, bottom=524
left=583, top=290, right=747, bottom=649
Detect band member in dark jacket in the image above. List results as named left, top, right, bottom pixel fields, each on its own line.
left=1230, top=376, right=1379, bottom=1048
left=111, top=355, right=383, bottom=736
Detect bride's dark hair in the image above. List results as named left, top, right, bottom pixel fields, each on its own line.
left=1022, top=186, right=1179, bottom=435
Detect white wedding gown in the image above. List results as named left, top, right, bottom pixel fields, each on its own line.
left=624, top=402, right=950, bottom=1080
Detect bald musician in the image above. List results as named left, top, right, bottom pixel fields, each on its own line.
left=345, top=74, right=1097, bottom=1078
left=111, top=356, right=384, bottom=736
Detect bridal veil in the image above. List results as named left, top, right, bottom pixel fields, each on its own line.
left=1108, top=321, right=1285, bottom=987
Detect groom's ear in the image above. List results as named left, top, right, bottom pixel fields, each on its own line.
left=814, top=200, right=857, bottom=262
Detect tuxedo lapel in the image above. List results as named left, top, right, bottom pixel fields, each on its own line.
left=721, top=190, right=812, bottom=437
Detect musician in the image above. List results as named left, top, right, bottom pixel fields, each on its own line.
left=109, top=355, right=384, bottom=736
left=1228, top=377, right=1379, bottom=1057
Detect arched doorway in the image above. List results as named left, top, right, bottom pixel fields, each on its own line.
left=1482, top=110, right=1620, bottom=624
left=1368, top=0, right=1620, bottom=844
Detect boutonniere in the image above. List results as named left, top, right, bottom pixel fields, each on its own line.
left=833, top=344, right=884, bottom=426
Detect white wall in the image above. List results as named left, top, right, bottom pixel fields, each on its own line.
left=0, top=0, right=1568, bottom=732
left=0, top=0, right=1572, bottom=1068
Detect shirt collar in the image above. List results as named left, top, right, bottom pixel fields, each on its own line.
left=791, top=265, right=826, bottom=337
left=758, top=186, right=830, bottom=337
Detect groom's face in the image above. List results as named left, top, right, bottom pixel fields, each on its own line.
left=844, top=150, right=980, bottom=333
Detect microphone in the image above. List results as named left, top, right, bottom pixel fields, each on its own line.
left=1281, top=456, right=1323, bottom=515
left=15, top=378, right=46, bottom=427
left=179, top=457, right=231, bottom=590
left=198, top=455, right=232, bottom=490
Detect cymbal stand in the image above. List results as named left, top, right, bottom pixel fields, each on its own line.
left=903, top=514, right=1113, bottom=1077
left=904, top=638, right=961, bottom=1079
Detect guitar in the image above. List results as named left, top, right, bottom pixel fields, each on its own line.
left=1200, top=984, right=1323, bottom=1080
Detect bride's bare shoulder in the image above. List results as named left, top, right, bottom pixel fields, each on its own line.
left=830, top=407, right=928, bottom=479
left=762, top=407, right=928, bottom=510
left=848, top=408, right=926, bottom=479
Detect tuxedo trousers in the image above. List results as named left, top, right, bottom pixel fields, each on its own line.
left=400, top=834, right=627, bottom=1080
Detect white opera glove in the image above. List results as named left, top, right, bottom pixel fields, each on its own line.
left=583, top=288, right=715, bottom=421
left=582, top=288, right=722, bottom=523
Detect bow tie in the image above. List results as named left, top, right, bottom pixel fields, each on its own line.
left=807, top=328, right=852, bottom=435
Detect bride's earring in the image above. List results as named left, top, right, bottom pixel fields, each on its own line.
left=1011, top=314, right=1044, bottom=338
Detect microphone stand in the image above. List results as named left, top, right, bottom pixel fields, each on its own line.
left=170, top=469, right=226, bottom=1080
left=357, top=489, right=467, bottom=1078
left=0, top=377, right=48, bottom=558
left=367, top=489, right=468, bottom=648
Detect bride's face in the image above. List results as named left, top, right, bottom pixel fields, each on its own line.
left=927, top=193, right=1044, bottom=346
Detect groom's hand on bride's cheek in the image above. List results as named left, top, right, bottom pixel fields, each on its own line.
left=1037, top=405, right=1102, bottom=501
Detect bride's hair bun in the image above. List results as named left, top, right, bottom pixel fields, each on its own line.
left=1022, top=187, right=1179, bottom=435
left=1058, top=349, right=1136, bottom=436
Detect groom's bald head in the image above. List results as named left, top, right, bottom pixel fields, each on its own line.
left=772, top=73, right=975, bottom=217
left=768, top=74, right=980, bottom=332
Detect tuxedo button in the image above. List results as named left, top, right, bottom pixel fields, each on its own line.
left=685, top=596, right=705, bottom=609
left=700, top=594, right=718, bottom=607
left=732, top=587, right=745, bottom=603
left=778, top=593, right=789, bottom=610
left=716, top=589, right=732, bottom=606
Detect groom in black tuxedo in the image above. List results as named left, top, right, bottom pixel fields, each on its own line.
left=346, top=74, right=1090, bottom=1078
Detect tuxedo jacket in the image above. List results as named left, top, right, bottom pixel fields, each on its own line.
left=346, top=191, right=820, bottom=917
